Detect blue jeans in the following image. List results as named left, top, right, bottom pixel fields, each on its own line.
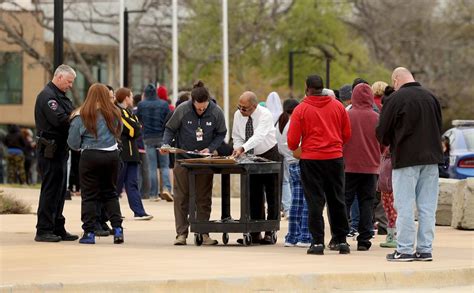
left=144, top=138, right=171, bottom=197
left=392, top=164, right=439, bottom=254
left=350, top=196, right=359, bottom=231
left=281, top=160, right=292, bottom=213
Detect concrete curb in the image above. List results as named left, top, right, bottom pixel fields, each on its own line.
left=3, top=267, right=472, bottom=292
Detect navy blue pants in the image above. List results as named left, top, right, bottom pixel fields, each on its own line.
left=36, top=148, right=68, bottom=235
left=117, top=161, right=147, bottom=217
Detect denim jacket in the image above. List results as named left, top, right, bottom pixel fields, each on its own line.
left=68, top=113, right=122, bottom=151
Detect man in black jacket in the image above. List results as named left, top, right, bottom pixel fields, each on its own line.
left=34, top=64, right=79, bottom=242
left=376, top=67, right=443, bottom=262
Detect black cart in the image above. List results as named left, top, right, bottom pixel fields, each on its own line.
left=181, top=161, right=282, bottom=246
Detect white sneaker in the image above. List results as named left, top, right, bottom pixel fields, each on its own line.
left=284, top=242, right=296, bottom=247
left=296, top=242, right=311, bottom=248
left=134, top=214, right=153, bottom=221
left=149, top=196, right=161, bottom=202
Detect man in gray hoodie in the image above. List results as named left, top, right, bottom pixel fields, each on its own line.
left=161, top=81, right=226, bottom=245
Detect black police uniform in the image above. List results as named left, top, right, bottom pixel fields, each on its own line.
left=34, top=81, right=77, bottom=241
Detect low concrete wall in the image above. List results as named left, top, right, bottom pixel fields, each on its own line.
left=451, top=178, right=474, bottom=230
left=437, top=179, right=466, bottom=226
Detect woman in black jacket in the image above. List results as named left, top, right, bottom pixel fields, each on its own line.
left=115, top=88, right=153, bottom=220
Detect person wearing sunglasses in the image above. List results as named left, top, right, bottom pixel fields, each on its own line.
left=232, top=91, right=281, bottom=245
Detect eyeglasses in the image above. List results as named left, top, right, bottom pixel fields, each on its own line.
left=237, top=105, right=254, bottom=112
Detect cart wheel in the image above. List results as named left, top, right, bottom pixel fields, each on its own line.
left=222, top=233, right=229, bottom=245
left=194, top=233, right=203, bottom=246
left=243, top=233, right=252, bottom=246
left=271, top=231, right=277, bottom=244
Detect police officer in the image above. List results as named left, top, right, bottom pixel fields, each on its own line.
left=34, top=64, right=79, bottom=242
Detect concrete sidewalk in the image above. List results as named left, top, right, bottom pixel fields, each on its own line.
left=0, top=186, right=473, bottom=292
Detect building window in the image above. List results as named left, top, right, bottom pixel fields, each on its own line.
left=131, top=61, right=166, bottom=95
left=0, top=52, right=23, bottom=104
left=66, top=54, right=108, bottom=105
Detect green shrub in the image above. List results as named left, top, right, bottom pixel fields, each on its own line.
left=0, top=191, right=31, bottom=214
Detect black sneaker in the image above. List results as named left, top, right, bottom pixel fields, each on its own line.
left=35, top=233, right=61, bottom=242
left=357, top=241, right=372, bottom=251
left=347, top=228, right=358, bottom=238
left=337, top=242, right=351, bottom=254
left=415, top=252, right=433, bottom=261
left=65, top=190, right=72, bottom=200
left=328, top=239, right=338, bottom=251
left=307, top=244, right=325, bottom=255
left=57, top=232, right=79, bottom=241
left=386, top=250, right=415, bottom=262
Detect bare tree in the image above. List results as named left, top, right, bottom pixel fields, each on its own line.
left=347, top=0, right=474, bottom=126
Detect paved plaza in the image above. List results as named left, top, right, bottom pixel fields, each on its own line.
left=0, top=186, right=473, bottom=292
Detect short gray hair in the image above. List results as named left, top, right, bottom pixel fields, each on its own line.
left=54, top=64, right=76, bottom=78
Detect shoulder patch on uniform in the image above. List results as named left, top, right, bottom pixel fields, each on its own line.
left=48, top=100, right=59, bottom=111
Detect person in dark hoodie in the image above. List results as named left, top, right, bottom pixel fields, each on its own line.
left=376, top=67, right=443, bottom=262
left=343, top=83, right=381, bottom=251
left=136, top=84, right=172, bottom=202
left=288, top=74, right=352, bottom=255
left=4, top=124, right=27, bottom=184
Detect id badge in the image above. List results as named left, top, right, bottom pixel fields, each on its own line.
left=196, top=127, right=203, bottom=141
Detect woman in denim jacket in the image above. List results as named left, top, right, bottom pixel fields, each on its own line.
left=68, top=83, right=124, bottom=245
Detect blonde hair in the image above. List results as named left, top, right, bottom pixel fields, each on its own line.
left=371, top=81, right=388, bottom=96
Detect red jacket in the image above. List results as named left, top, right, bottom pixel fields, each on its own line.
left=343, top=84, right=381, bottom=174
left=288, top=95, right=351, bottom=160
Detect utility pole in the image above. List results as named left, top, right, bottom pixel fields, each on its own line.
left=288, top=50, right=305, bottom=95
left=123, top=8, right=129, bottom=87
left=53, top=0, right=63, bottom=72
left=119, top=0, right=124, bottom=87
left=123, top=8, right=145, bottom=87
left=326, top=56, right=331, bottom=89
left=222, top=0, right=229, bottom=142
left=172, top=0, right=178, bottom=104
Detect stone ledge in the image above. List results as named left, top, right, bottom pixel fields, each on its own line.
left=452, top=178, right=474, bottom=230
left=3, top=267, right=473, bottom=293
left=437, top=179, right=466, bottom=226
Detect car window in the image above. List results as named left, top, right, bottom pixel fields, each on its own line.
left=462, top=129, right=474, bottom=151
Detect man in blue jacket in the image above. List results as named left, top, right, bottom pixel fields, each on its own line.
left=136, top=84, right=172, bottom=202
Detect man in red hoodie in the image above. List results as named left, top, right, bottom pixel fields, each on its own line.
left=343, top=83, right=381, bottom=251
left=288, top=74, right=352, bottom=255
